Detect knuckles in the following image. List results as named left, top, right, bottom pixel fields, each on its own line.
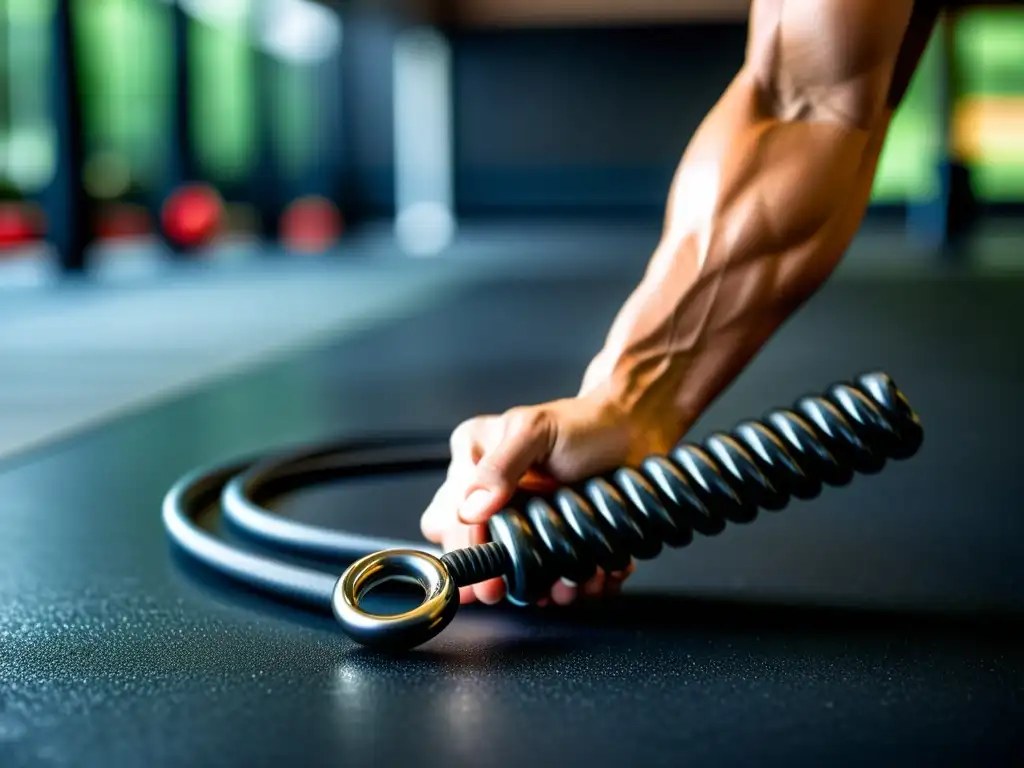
left=502, top=405, right=551, bottom=438
left=449, top=416, right=488, bottom=452
left=449, top=406, right=554, bottom=455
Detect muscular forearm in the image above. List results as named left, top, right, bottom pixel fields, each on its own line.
left=580, top=70, right=891, bottom=443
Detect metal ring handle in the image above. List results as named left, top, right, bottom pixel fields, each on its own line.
left=332, top=549, right=460, bottom=650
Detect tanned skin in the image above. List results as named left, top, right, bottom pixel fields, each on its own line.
left=421, top=0, right=944, bottom=606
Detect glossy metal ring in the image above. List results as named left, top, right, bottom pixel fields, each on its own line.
left=332, top=549, right=459, bottom=650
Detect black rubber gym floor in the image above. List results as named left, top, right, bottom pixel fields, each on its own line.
left=2, top=252, right=1023, bottom=766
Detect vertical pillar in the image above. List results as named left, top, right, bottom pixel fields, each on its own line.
left=162, top=0, right=197, bottom=257
left=51, top=0, right=90, bottom=273
left=311, top=52, right=342, bottom=201
left=392, top=0, right=457, bottom=256
left=906, top=11, right=977, bottom=257
left=170, top=1, right=194, bottom=187
left=335, top=7, right=368, bottom=224
left=392, top=25, right=455, bottom=256
left=940, top=9, right=977, bottom=253
left=253, top=44, right=280, bottom=243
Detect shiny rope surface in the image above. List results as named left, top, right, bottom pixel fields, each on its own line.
left=163, top=371, right=923, bottom=649
left=163, top=436, right=452, bottom=610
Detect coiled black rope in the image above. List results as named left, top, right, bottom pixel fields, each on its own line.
left=164, top=370, right=922, bottom=650
left=456, top=371, right=923, bottom=604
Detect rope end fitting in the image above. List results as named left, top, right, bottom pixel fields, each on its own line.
left=333, top=549, right=460, bottom=651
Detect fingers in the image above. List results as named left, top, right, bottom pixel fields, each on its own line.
left=458, top=408, right=555, bottom=525
left=420, top=454, right=474, bottom=542
left=419, top=403, right=636, bottom=608
left=420, top=418, right=486, bottom=542
left=549, top=563, right=634, bottom=606
left=551, top=578, right=577, bottom=606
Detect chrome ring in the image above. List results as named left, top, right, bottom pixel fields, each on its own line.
left=332, top=549, right=459, bottom=650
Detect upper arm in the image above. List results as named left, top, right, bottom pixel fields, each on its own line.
left=744, top=0, right=921, bottom=130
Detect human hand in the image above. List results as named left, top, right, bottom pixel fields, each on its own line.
left=419, top=391, right=680, bottom=607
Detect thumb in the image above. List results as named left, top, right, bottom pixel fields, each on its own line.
left=459, top=411, right=554, bottom=524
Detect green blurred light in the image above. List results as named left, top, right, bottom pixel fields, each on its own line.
left=275, top=63, right=316, bottom=181
left=956, top=9, right=1024, bottom=95
left=870, top=27, right=943, bottom=203
left=871, top=8, right=1024, bottom=204
left=190, top=19, right=257, bottom=182
left=0, top=0, right=57, bottom=193
left=956, top=8, right=1024, bottom=201
left=179, top=0, right=252, bottom=32
left=74, top=0, right=174, bottom=189
left=7, top=0, right=55, bottom=23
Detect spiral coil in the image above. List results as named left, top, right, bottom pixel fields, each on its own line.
left=474, top=371, right=923, bottom=604
left=161, top=367, right=925, bottom=649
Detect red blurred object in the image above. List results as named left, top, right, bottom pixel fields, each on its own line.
left=280, top=196, right=343, bottom=253
left=161, top=184, right=224, bottom=248
left=0, top=202, right=46, bottom=251
left=96, top=203, right=154, bottom=240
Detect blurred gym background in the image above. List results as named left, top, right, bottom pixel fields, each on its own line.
left=0, top=0, right=1021, bottom=457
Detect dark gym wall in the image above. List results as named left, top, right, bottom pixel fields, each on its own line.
left=339, top=11, right=399, bottom=220
left=452, top=23, right=747, bottom=216
left=340, top=19, right=748, bottom=222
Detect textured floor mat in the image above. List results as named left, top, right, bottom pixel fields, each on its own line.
left=0, top=257, right=471, bottom=461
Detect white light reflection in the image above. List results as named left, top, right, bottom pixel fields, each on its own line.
left=259, top=0, right=342, bottom=64
left=330, top=661, right=496, bottom=758
left=173, top=0, right=342, bottom=63
left=393, top=28, right=456, bottom=257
